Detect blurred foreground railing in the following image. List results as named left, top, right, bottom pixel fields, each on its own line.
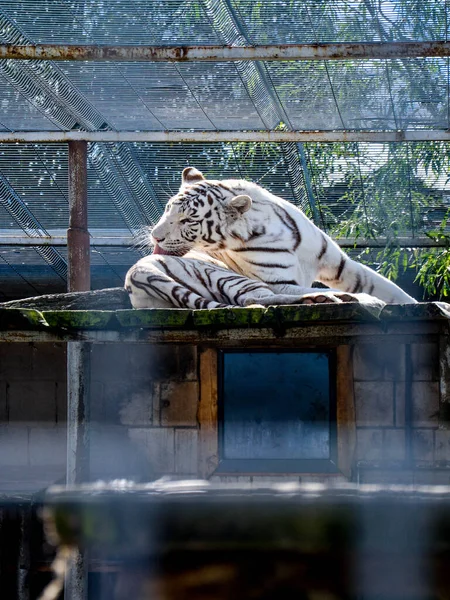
left=38, top=481, right=450, bottom=600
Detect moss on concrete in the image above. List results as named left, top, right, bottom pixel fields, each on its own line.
left=116, top=309, right=191, bottom=328
left=192, top=303, right=382, bottom=327
left=0, top=307, right=48, bottom=329
left=42, top=310, right=116, bottom=329
left=0, top=301, right=449, bottom=335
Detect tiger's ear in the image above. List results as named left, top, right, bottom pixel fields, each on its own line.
left=226, top=194, right=252, bottom=214
left=182, top=167, right=205, bottom=185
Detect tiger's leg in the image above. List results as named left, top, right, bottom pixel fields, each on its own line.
left=125, top=256, right=320, bottom=309
left=316, top=243, right=417, bottom=304
left=253, top=282, right=385, bottom=307
left=125, top=258, right=229, bottom=309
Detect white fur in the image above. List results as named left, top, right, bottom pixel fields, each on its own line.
left=126, top=169, right=417, bottom=309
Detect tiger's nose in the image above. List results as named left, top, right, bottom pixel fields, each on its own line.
left=152, top=234, right=165, bottom=243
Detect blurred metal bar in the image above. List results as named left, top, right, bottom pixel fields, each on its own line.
left=0, top=235, right=446, bottom=248
left=66, top=341, right=91, bottom=600
left=3, top=130, right=450, bottom=142
left=67, top=342, right=91, bottom=484
left=3, top=41, right=450, bottom=62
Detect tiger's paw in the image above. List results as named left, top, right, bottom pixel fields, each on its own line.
left=299, top=291, right=351, bottom=304
left=299, top=291, right=385, bottom=309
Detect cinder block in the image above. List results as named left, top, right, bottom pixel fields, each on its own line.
left=175, top=429, right=198, bottom=474
left=99, top=380, right=137, bottom=423
left=119, top=385, right=155, bottom=426
left=30, top=343, right=66, bottom=380
left=410, top=343, right=439, bottom=381
left=28, top=425, right=66, bottom=467
left=124, top=344, right=167, bottom=379
left=355, top=382, right=394, bottom=426
left=86, top=380, right=105, bottom=422
left=91, top=344, right=131, bottom=383
left=412, top=429, right=434, bottom=462
left=8, top=381, right=56, bottom=423
left=435, top=430, right=450, bottom=462
left=0, top=425, right=29, bottom=466
left=122, top=344, right=183, bottom=381
left=91, top=424, right=154, bottom=480
left=412, top=381, right=439, bottom=427
left=177, top=347, right=197, bottom=381
left=356, top=428, right=383, bottom=460
left=353, top=343, right=405, bottom=382
left=128, top=428, right=175, bottom=474
left=383, top=429, right=406, bottom=461
left=161, top=382, right=199, bottom=427
left=0, top=343, right=32, bottom=378
left=92, top=344, right=188, bottom=383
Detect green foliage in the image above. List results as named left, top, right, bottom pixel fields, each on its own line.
left=302, top=140, right=450, bottom=299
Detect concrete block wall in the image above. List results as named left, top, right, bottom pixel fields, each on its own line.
left=0, top=343, right=67, bottom=490
left=354, top=341, right=446, bottom=484
left=91, top=343, right=199, bottom=480
left=0, top=342, right=199, bottom=489
left=0, top=339, right=447, bottom=489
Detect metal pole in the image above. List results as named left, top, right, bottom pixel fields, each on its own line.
left=2, top=41, right=450, bottom=62
left=2, top=130, right=450, bottom=143
left=68, top=141, right=90, bottom=292
left=66, top=141, right=90, bottom=600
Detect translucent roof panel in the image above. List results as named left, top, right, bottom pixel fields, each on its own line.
left=3, top=0, right=449, bottom=46
left=0, top=0, right=218, bottom=45
left=0, top=1, right=449, bottom=134
left=58, top=61, right=266, bottom=131
left=1, top=57, right=449, bottom=133
left=234, top=0, right=449, bottom=44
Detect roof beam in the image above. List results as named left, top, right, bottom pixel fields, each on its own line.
left=2, top=130, right=450, bottom=143
left=2, top=42, right=450, bottom=62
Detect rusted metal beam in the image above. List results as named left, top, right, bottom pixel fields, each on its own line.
left=2, top=129, right=450, bottom=143
left=68, top=141, right=90, bottom=293
left=2, top=41, right=450, bottom=62
left=0, top=234, right=446, bottom=249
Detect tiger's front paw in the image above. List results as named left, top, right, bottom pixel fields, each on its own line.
left=299, top=291, right=385, bottom=308
left=299, top=291, right=355, bottom=304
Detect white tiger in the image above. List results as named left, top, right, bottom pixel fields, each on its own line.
left=125, top=167, right=417, bottom=309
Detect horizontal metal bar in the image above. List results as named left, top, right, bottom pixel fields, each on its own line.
left=0, top=235, right=134, bottom=246
left=0, top=235, right=445, bottom=248
left=3, top=41, right=450, bottom=62
left=3, top=130, right=450, bottom=143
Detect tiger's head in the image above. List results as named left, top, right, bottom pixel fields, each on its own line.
left=151, top=167, right=252, bottom=256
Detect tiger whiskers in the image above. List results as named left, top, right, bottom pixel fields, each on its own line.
left=131, top=226, right=154, bottom=254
